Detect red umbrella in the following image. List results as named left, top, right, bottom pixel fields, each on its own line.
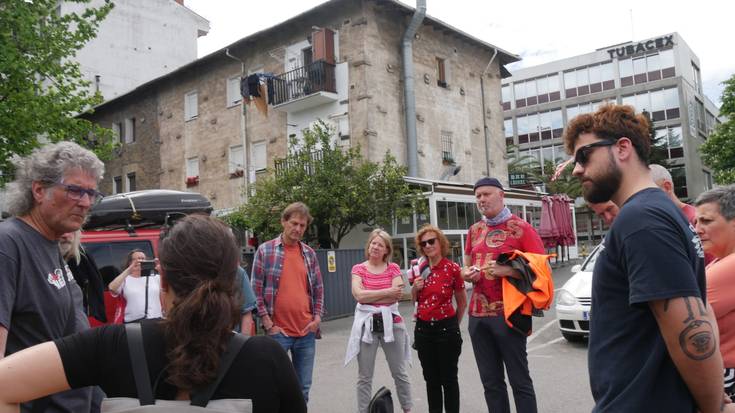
left=539, top=196, right=559, bottom=248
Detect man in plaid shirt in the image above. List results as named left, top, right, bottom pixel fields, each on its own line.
left=251, top=202, right=324, bottom=404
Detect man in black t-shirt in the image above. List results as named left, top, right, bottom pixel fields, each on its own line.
left=564, top=104, right=733, bottom=413
left=0, top=142, right=105, bottom=413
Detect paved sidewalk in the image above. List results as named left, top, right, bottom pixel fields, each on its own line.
left=306, top=264, right=594, bottom=413
left=309, top=300, right=486, bottom=412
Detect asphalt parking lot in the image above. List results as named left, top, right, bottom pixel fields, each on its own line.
left=308, top=263, right=595, bottom=413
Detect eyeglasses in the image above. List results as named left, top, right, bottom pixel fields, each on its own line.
left=573, top=140, right=617, bottom=166
left=55, top=183, right=104, bottom=205
left=419, top=238, right=437, bottom=247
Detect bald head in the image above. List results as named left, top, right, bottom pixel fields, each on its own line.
left=588, top=201, right=620, bottom=226
left=649, top=164, right=682, bottom=204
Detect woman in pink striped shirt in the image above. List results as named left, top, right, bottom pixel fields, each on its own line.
left=348, top=229, right=412, bottom=413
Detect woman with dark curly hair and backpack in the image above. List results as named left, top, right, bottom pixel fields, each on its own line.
left=0, top=214, right=306, bottom=413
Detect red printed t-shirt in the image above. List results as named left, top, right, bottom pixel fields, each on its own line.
left=272, top=243, right=312, bottom=337
left=415, top=257, right=464, bottom=322
left=464, top=214, right=544, bottom=317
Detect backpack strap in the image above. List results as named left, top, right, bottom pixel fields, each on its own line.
left=125, top=323, right=155, bottom=405
left=190, top=333, right=250, bottom=407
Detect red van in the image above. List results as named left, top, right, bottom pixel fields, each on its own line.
left=82, top=190, right=212, bottom=325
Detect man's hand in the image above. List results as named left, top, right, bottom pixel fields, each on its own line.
left=485, top=261, right=518, bottom=279
left=462, top=266, right=481, bottom=282
left=301, top=316, right=321, bottom=335
left=266, top=325, right=286, bottom=336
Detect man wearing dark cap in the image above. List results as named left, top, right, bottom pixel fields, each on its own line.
left=462, top=177, right=544, bottom=413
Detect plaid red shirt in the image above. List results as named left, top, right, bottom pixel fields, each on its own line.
left=251, top=235, right=324, bottom=320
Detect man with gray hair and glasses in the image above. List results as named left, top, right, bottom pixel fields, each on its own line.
left=0, top=141, right=104, bottom=412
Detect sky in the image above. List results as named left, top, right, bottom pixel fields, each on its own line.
left=186, top=0, right=734, bottom=107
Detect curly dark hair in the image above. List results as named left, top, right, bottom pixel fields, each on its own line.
left=563, top=104, right=651, bottom=165
left=158, top=214, right=241, bottom=392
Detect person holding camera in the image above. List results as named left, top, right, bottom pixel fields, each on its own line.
left=345, top=229, right=412, bottom=413
left=108, top=249, right=162, bottom=322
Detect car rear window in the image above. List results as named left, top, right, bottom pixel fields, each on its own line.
left=83, top=241, right=155, bottom=287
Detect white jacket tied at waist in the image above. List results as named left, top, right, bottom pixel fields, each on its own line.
left=344, top=302, right=412, bottom=366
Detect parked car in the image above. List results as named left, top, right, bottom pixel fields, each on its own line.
left=555, top=244, right=601, bottom=342
left=82, top=190, right=213, bottom=325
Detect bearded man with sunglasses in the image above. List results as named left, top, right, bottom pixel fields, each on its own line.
left=0, top=141, right=104, bottom=412
left=462, top=177, right=545, bottom=413
left=565, top=104, right=732, bottom=413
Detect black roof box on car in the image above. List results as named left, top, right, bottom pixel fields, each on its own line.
left=84, top=190, right=213, bottom=230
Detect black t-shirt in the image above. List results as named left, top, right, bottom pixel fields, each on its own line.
left=588, top=188, right=705, bottom=412
left=54, top=320, right=306, bottom=413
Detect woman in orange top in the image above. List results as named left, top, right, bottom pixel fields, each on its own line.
left=694, top=184, right=735, bottom=398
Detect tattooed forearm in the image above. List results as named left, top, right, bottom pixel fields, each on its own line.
left=679, top=318, right=716, bottom=360
left=683, top=297, right=695, bottom=323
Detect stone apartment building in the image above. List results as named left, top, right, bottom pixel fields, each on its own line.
left=83, top=0, right=519, bottom=215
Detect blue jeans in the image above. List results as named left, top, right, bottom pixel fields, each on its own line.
left=270, top=332, right=316, bottom=403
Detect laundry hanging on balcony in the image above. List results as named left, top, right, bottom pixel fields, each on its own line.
left=240, top=73, right=276, bottom=116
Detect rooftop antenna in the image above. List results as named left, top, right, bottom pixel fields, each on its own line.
left=630, top=9, right=635, bottom=41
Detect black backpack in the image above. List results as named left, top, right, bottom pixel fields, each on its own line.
left=101, top=323, right=251, bottom=412
left=368, top=386, right=394, bottom=413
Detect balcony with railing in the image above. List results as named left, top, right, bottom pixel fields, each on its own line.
left=272, top=60, right=338, bottom=112
left=273, top=150, right=324, bottom=176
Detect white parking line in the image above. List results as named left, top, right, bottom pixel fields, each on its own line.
left=527, top=318, right=558, bottom=345
left=528, top=337, right=565, bottom=353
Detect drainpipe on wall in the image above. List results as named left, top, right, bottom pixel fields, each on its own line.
left=401, top=0, right=426, bottom=178
left=480, top=48, right=498, bottom=177
left=225, top=48, right=249, bottom=201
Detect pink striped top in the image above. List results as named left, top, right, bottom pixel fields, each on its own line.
left=352, top=262, right=402, bottom=304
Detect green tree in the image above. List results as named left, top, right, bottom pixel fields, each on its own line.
left=700, top=74, right=735, bottom=184
left=0, top=0, right=115, bottom=184
left=529, top=159, right=582, bottom=198
left=642, top=110, right=670, bottom=167
left=225, top=121, right=426, bottom=248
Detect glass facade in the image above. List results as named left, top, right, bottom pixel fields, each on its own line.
left=654, top=125, right=684, bottom=159
left=621, top=87, right=679, bottom=121
left=563, top=62, right=614, bottom=98
left=619, top=49, right=675, bottom=86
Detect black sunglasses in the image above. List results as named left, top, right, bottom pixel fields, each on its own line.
left=55, top=183, right=104, bottom=205
left=419, top=238, right=437, bottom=247
left=574, top=140, right=617, bottom=166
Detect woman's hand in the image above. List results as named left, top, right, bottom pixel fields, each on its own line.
left=412, top=278, right=425, bottom=292
left=387, top=285, right=403, bottom=301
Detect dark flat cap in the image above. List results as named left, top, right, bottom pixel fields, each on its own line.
left=473, top=177, right=504, bottom=191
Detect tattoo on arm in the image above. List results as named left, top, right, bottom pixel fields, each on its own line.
left=673, top=297, right=716, bottom=360
left=682, top=297, right=695, bottom=324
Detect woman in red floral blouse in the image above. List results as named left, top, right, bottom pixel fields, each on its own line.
left=410, top=224, right=467, bottom=413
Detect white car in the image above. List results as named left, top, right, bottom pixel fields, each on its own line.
left=555, top=244, right=600, bottom=342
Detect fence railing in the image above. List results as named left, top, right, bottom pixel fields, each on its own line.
left=272, top=60, right=336, bottom=105
left=273, top=150, right=324, bottom=176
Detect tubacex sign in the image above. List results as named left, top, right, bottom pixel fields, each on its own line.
left=606, top=35, right=674, bottom=59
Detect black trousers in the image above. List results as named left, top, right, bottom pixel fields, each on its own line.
left=468, top=315, right=537, bottom=413
left=414, top=316, right=462, bottom=413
